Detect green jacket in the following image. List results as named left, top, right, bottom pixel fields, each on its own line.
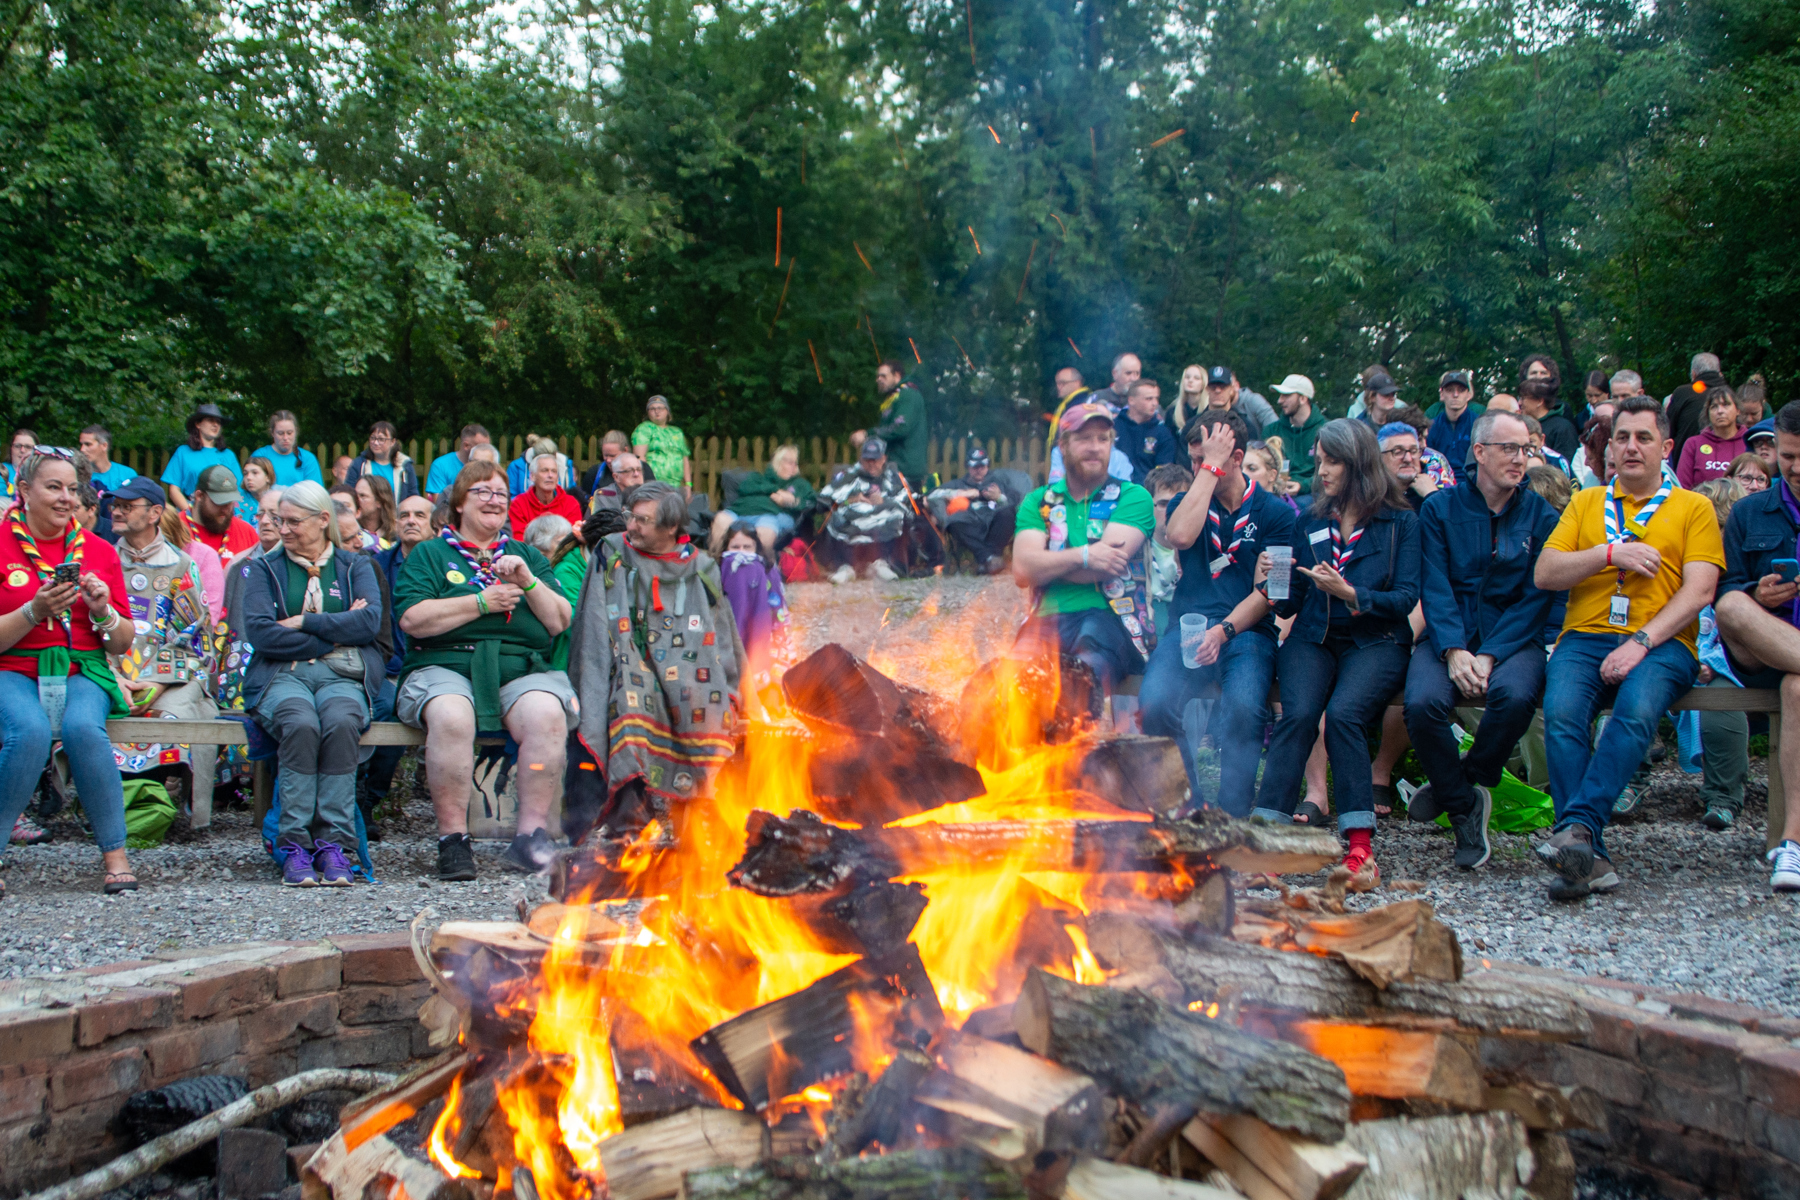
left=872, top=381, right=930, bottom=484
left=733, top=468, right=816, bottom=518
left=1262, top=407, right=1329, bottom=496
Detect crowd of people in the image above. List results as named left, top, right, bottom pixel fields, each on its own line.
left=0, top=350, right=1794, bottom=905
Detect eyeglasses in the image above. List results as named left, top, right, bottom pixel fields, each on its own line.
left=1479, top=442, right=1531, bottom=459
left=465, top=487, right=509, bottom=502
left=1381, top=445, right=1421, bottom=459
left=275, top=515, right=323, bottom=530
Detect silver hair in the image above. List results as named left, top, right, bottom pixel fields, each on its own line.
left=280, top=480, right=343, bottom=548
left=630, top=480, right=687, bottom=530
left=530, top=436, right=558, bottom=460
left=522, top=513, right=572, bottom=554
left=1609, top=369, right=1642, bottom=390
left=1691, top=353, right=1721, bottom=378
left=259, top=485, right=287, bottom=507
left=1470, top=409, right=1528, bottom=447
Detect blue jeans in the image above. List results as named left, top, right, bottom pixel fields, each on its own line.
left=0, top=670, right=128, bottom=854
left=1254, top=634, right=1409, bottom=830
left=1543, top=632, right=1698, bottom=858
left=1013, top=609, right=1143, bottom=693
left=1402, top=643, right=1545, bottom=819
left=1139, top=628, right=1276, bottom=815
left=719, top=511, right=796, bottom=538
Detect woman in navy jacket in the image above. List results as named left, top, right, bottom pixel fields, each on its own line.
left=1252, top=419, right=1421, bottom=885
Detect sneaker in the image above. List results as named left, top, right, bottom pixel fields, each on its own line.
left=502, top=827, right=558, bottom=875
left=1770, top=841, right=1800, bottom=893
left=1342, top=844, right=1380, bottom=890
left=828, top=564, right=856, bottom=586
left=869, top=558, right=899, bottom=582
left=982, top=555, right=1008, bottom=575
left=1406, top=782, right=1444, bottom=825
left=313, top=842, right=353, bottom=887
left=10, top=814, right=50, bottom=845
left=1611, top=778, right=1649, bottom=816
left=1548, top=853, right=1621, bottom=901
left=1701, top=804, right=1736, bottom=831
left=1451, top=786, right=1492, bottom=870
left=1536, top=823, right=1596, bottom=883
left=437, top=834, right=478, bottom=882
left=281, top=843, right=318, bottom=888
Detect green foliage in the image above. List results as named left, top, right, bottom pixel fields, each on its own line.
left=0, top=0, right=1794, bottom=448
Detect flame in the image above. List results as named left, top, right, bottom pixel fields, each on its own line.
left=428, top=1074, right=482, bottom=1179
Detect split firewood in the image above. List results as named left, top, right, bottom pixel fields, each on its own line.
left=1085, top=915, right=1591, bottom=1040
left=689, top=944, right=943, bottom=1111
left=1172, top=871, right=1234, bottom=935
left=1282, top=1023, right=1483, bottom=1109
left=521, top=902, right=628, bottom=941
left=595, top=1109, right=767, bottom=1200
left=1190, top=1115, right=1366, bottom=1200
left=1337, top=1112, right=1534, bottom=1199
left=782, top=644, right=962, bottom=748
left=1479, top=1080, right=1605, bottom=1132
left=1181, top=1119, right=1288, bottom=1200
left=825, top=1048, right=931, bottom=1156
left=1055, top=1156, right=1241, bottom=1200
left=912, top=1031, right=1103, bottom=1164
left=336, top=1050, right=467, bottom=1152
left=679, top=1146, right=1027, bottom=1200
left=1053, top=734, right=1188, bottom=816
left=1014, top=970, right=1351, bottom=1145
left=612, top=1009, right=732, bottom=1126
left=772, top=880, right=928, bottom=958
left=302, top=1126, right=463, bottom=1200
left=1289, top=900, right=1462, bottom=988
left=805, top=736, right=987, bottom=824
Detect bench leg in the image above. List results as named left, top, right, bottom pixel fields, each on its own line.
left=1770, top=720, right=1786, bottom=854
left=252, top=760, right=273, bottom=830
left=190, top=744, right=217, bottom=831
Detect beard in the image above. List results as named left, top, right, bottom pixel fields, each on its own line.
left=197, top=505, right=232, bottom=535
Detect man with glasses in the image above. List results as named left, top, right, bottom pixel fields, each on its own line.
left=345, top=422, right=420, bottom=501
left=1403, top=412, right=1560, bottom=869
left=1376, top=423, right=1441, bottom=509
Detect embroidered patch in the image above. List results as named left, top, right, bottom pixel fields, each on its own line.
left=630, top=673, right=644, bottom=687
left=671, top=634, right=685, bottom=647
left=672, top=771, right=694, bottom=792
left=695, top=667, right=710, bottom=683
left=687, top=615, right=702, bottom=630
left=682, top=651, right=697, bottom=662
left=128, top=573, right=147, bottom=592
left=152, top=576, right=169, bottom=592
left=680, top=687, right=691, bottom=702
left=663, top=666, right=679, bottom=681
left=703, top=632, right=715, bottom=645
left=626, top=691, right=638, bottom=706
left=709, top=690, right=722, bottom=704
left=617, top=617, right=630, bottom=632
left=691, top=708, right=707, bottom=724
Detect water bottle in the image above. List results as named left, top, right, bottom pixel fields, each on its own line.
left=1180, top=613, right=1209, bottom=668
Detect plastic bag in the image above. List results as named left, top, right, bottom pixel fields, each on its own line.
left=122, top=778, right=177, bottom=848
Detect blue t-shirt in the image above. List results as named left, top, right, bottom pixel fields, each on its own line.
left=425, top=451, right=468, bottom=495
left=161, top=445, right=242, bottom=496
left=1170, top=481, right=1297, bottom=640
left=367, top=461, right=397, bottom=492
left=249, top=445, right=324, bottom=486
left=89, top=462, right=138, bottom=495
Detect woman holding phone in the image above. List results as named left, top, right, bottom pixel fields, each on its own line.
left=1252, top=419, right=1421, bottom=886
left=0, top=448, right=137, bottom=897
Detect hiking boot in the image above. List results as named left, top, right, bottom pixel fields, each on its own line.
left=1611, top=778, right=1650, bottom=816
left=870, top=558, right=899, bottom=582
left=1536, top=823, right=1596, bottom=883
left=1451, top=786, right=1492, bottom=870
left=1770, top=841, right=1800, bottom=894
left=982, top=555, right=1008, bottom=575
left=1406, top=782, right=1444, bottom=825
left=502, top=827, right=558, bottom=875
left=281, top=843, right=318, bottom=888
left=1548, top=853, right=1621, bottom=901
left=1701, top=803, right=1736, bottom=831
left=438, top=834, right=478, bottom=882
left=10, top=813, right=50, bottom=845
left=314, top=842, right=353, bottom=887
left=828, top=564, right=856, bottom=586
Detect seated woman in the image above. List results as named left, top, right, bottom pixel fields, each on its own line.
left=1253, top=419, right=1420, bottom=888
left=719, top=520, right=791, bottom=694
left=0, top=448, right=138, bottom=897
left=709, top=443, right=816, bottom=553
left=395, top=461, right=573, bottom=882
left=241, top=481, right=385, bottom=887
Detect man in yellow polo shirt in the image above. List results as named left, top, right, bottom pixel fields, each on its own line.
left=1533, top=396, right=1724, bottom=900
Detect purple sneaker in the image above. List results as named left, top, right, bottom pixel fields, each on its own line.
left=313, top=842, right=353, bottom=887
left=281, top=843, right=317, bottom=887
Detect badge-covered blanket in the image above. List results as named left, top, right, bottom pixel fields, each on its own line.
left=569, top=533, right=748, bottom=804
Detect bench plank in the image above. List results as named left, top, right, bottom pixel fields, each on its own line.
left=105, top=718, right=426, bottom=746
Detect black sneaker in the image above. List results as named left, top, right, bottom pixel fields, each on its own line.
left=1407, top=782, right=1444, bottom=824
left=1536, top=823, right=1596, bottom=884
left=1548, top=853, right=1621, bottom=901
left=1451, top=786, right=1492, bottom=870
left=437, top=834, right=478, bottom=882
left=501, top=827, right=558, bottom=875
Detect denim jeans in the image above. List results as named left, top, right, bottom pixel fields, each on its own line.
left=1139, top=628, right=1276, bottom=815
left=1254, top=634, right=1409, bottom=830
left=1403, top=644, right=1545, bottom=819
left=0, top=670, right=128, bottom=854
left=1543, top=632, right=1699, bottom=858
left=1013, top=610, right=1143, bottom=693
left=255, top=661, right=370, bottom=849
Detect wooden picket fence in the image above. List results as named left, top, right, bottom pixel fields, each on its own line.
left=116, top=433, right=1050, bottom=506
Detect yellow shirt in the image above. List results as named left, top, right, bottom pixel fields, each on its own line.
left=1545, top=483, right=1723, bottom=655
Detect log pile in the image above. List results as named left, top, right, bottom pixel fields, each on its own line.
left=303, top=647, right=1609, bottom=1200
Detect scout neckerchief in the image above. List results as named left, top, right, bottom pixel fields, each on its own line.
left=442, top=525, right=507, bottom=589
left=1328, top=522, right=1364, bottom=572
left=288, top=543, right=335, bottom=613
left=1207, top=479, right=1258, bottom=579
left=9, top=505, right=83, bottom=637
left=1777, top=479, right=1800, bottom=628
left=1602, top=475, right=1674, bottom=627
left=1036, top=475, right=1153, bottom=660
left=626, top=537, right=694, bottom=613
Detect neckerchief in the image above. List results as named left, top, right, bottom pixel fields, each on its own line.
left=441, top=525, right=507, bottom=589
left=1604, top=476, right=1673, bottom=588
left=1778, top=479, right=1800, bottom=628
left=289, top=543, right=335, bottom=613
left=1034, top=475, right=1153, bottom=660
left=625, top=537, right=694, bottom=612
left=9, top=506, right=83, bottom=635
left=1207, top=479, right=1258, bottom=578
left=1329, top=523, right=1364, bottom=572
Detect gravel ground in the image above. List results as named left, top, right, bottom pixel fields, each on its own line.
left=2, top=574, right=1796, bottom=1026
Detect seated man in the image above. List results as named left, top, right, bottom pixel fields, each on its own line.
left=1403, top=411, right=1559, bottom=869
left=589, top=453, right=647, bottom=512
left=819, top=438, right=909, bottom=583
left=1138, top=411, right=1293, bottom=814
left=1708, top=401, right=1800, bottom=893
left=1533, top=397, right=1722, bottom=900
left=927, top=447, right=1020, bottom=574
left=1011, top=403, right=1154, bottom=695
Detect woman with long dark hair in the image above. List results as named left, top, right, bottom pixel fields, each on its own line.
left=1252, top=419, right=1421, bottom=885
left=355, top=472, right=400, bottom=546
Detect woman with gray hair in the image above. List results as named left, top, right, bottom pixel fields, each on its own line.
left=509, top=448, right=581, bottom=538
left=241, top=480, right=387, bottom=887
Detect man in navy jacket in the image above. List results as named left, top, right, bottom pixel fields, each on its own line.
left=1115, top=379, right=1179, bottom=484
left=1403, top=410, right=1560, bottom=869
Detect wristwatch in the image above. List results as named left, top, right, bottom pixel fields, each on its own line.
left=1631, top=630, right=1652, bottom=649
left=1218, top=619, right=1237, bottom=640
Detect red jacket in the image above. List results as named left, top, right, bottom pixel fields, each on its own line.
left=509, top=487, right=583, bottom=539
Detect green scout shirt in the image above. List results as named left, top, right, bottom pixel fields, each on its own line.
left=872, top=382, right=929, bottom=484
left=548, top=546, right=588, bottom=671
left=733, top=468, right=816, bottom=517
left=631, top=421, right=691, bottom=485
left=283, top=556, right=346, bottom=616
left=1015, top=478, right=1155, bottom=616
left=1262, top=408, right=1329, bottom=495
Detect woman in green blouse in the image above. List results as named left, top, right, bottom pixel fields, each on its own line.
left=632, top=395, right=692, bottom=493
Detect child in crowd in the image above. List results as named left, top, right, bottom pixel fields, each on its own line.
left=1142, top=463, right=1193, bottom=639
left=240, top=456, right=277, bottom=524
left=1726, top=453, right=1769, bottom=494
left=720, top=521, right=791, bottom=699
left=1525, top=464, right=1573, bottom=512
left=1688, top=478, right=1754, bottom=830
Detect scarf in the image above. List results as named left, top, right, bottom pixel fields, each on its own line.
left=441, top=524, right=507, bottom=589
left=9, top=506, right=84, bottom=634
left=1604, top=475, right=1674, bottom=588
left=288, top=543, right=335, bottom=613
left=627, top=537, right=695, bottom=613
left=1329, top=523, right=1364, bottom=571
left=1207, top=480, right=1258, bottom=578
left=4, top=507, right=126, bottom=714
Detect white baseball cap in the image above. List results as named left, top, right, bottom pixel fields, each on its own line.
left=1271, top=373, right=1315, bottom=400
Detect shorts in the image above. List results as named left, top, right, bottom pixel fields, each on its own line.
left=396, top=666, right=580, bottom=732
left=1722, top=645, right=1786, bottom=691
left=718, top=511, right=797, bottom=538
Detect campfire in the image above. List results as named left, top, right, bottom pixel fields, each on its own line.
left=302, top=645, right=1600, bottom=1200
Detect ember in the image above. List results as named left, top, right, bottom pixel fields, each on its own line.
left=303, top=645, right=1590, bottom=1200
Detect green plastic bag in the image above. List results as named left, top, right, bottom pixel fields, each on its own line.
left=1441, top=724, right=1554, bottom=832
left=122, top=777, right=177, bottom=849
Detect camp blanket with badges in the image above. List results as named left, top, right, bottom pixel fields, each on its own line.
left=1038, top=476, right=1155, bottom=660
left=568, top=533, right=748, bottom=805
left=116, top=551, right=218, bottom=763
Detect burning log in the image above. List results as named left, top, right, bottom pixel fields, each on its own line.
left=1182, top=1115, right=1366, bottom=1200
left=1053, top=734, right=1188, bottom=816
left=1013, top=970, right=1352, bottom=1145
left=1337, top=1112, right=1535, bottom=1199
left=689, top=944, right=943, bottom=1111
left=806, top=737, right=987, bottom=825
left=1289, top=901, right=1462, bottom=988
left=825, top=1048, right=932, bottom=1156
left=1284, top=1024, right=1483, bottom=1109
left=778, top=880, right=929, bottom=958
left=336, top=1051, right=467, bottom=1153
left=1085, top=916, right=1591, bottom=1040
left=679, top=1147, right=1027, bottom=1200
left=957, top=654, right=1100, bottom=752
left=595, top=1109, right=767, bottom=1200
left=911, top=1031, right=1103, bottom=1164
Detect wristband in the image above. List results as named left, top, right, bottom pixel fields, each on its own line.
left=1606, top=544, right=1613, bottom=567
left=21, top=599, right=38, bottom=624
left=523, top=578, right=539, bottom=592
left=1199, top=463, right=1227, bottom=479
left=476, top=592, right=490, bottom=617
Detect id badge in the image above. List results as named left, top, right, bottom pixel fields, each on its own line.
left=1608, top=593, right=1630, bottom=627
left=1209, top=554, right=1231, bottom=576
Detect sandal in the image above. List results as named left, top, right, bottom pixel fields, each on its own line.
left=1294, top=800, right=1332, bottom=827
left=103, top=872, right=138, bottom=894
left=1371, top=783, right=1396, bottom=818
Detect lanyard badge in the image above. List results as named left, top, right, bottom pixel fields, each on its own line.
left=1602, top=479, right=1671, bottom=628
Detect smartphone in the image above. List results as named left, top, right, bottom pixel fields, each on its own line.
left=1775, top=559, right=1800, bottom=583
left=52, top=561, right=79, bottom=586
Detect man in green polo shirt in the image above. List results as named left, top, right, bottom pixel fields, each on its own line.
left=1262, top=373, right=1328, bottom=497
left=1012, top=402, right=1156, bottom=693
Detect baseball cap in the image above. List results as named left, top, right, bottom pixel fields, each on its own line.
left=1439, top=370, right=1472, bottom=390
left=859, top=437, right=887, bottom=461
left=1206, top=366, right=1233, bottom=387
left=1748, top=418, right=1776, bottom=444
left=1367, top=371, right=1400, bottom=396
left=111, top=477, right=166, bottom=508
left=1376, top=422, right=1418, bottom=445
left=198, top=464, right=241, bottom=506
left=967, top=446, right=990, bottom=469
left=1271, top=373, right=1315, bottom=400
left=1058, top=402, right=1116, bottom=436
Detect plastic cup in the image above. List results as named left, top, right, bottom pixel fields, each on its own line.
left=1266, top=545, right=1293, bottom=601
left=1180, top=613, right=1209, bottom=668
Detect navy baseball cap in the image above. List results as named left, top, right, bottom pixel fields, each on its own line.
left=111, top=477, right=167, bottom=507
left=967, top=447, right=990, bottom=469
left=860, top=437, right=887, bottom=461
left=1206, top=366, right=1233, bottom=387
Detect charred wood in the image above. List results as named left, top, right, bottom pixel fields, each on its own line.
left=825, top=1048, right=931, bottom=1157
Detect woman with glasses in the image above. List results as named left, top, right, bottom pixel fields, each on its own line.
left=2, top=429, right=38, bottom=499
left=240, top=481, right=385, bottom=886
left=394, top=461, right=573, bottom=882
left=0, top=449, right=138, bottom=897
left=344, top=422, right=421, bottom=501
